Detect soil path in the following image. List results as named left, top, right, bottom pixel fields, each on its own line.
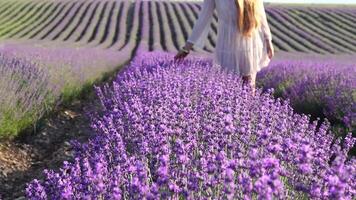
left=0, top=90, right=104, bottom=199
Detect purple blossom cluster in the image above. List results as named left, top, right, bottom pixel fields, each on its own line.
left=26, top=52, right=355, bottom=199
left=257, top=58, right=356, bottom=131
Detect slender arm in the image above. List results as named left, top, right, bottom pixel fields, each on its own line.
left=259, top=1, right=272, bottom=42
left=186, top=0, right=215, bottom=49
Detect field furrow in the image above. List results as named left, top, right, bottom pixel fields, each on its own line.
left=286, top=8, right=353, bottom=53
left=97, top=1, right=116, bottom=46
left=268, top=9, right=326, bottom=52
left=171, top=2, right=189, bottom=41
left=87, top=1, right=109, bottom=44
left=27, top=2, right=69, bottom=39
left=312, top=9, right=356, bottom=41
left=0, top=2, right=51, bottom=39
left=51, top=1, right=86, bottom=41
left=125, top=0, right=143, bottom=55
left=266, top=9, right=322, bottom=53
left=107, top=1, right=126, bottom=49
left=161, top=1, right=181, bottom=51
left=271, top=8, right=337, bottom=53
left=268, top=22, right=296, bottom=51
left=156, top=1, right=176, bottom=51
left=80, top=1, right=106, bottom=44
left=147, top=1, right=155, bottom=51
left=4, top=3, right=55, bottom=38
left=0, top=2, right=37, bottom=31
left=0, top=1, right=13, bottom=16
left=333, top=10, right=356, bottom=27
left=163, top=2, right=184, bottom=50
left=16, top=2, right=62, bottom=39
left=137, top=1, right=150, bottom=52
left=0, top=2, right=48, bottom=35
left=296, top=9, right=356, bottom=50
left=119, top=1, right=137, bottom=50
left=149, top=0, right=164, bottom=51
left=38, top=2, right=78, bottom=40
left=0, top=1, right=29, bottom=25
left=74, top=1, right=100, bottom=42
left=109, top=1, right=129, bottom=50
left=62, top=1, right=94, bottom=42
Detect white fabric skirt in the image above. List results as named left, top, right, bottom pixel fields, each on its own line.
left=214, top=28, right=271, bottom=76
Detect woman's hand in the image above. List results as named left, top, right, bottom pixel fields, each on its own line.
left=174, top=42, right=193, bottom=62
left=174, top=49, right=189, bottom=62
left=266, top=40, right=274, bottom=59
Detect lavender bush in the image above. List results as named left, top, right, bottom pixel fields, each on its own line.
left=257, top=57, right=356, bottom=133
left=0, top=53, right=53, bottom=137
left=1, top=42, right=128, bottom=95
left=0, top=42, right=129, bottom=137
left=26, top=52, right=355, bottom=199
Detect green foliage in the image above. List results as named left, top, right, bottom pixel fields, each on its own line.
left=0, top=110, right=34, bottom=139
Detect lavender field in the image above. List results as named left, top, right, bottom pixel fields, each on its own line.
left=26, top=52, right=356, bottom=199
left=0, top=0, right=355, bottom=137
left=0, top=0, right=355, bottom=199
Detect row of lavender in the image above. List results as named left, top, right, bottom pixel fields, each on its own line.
left=0, top=0, right=134, bottom=50
left=26, top=52, right=355, bottom=199
left=264, top=6, right=356, bottom=54
left=257, top=53, right=356, bottom=134
left=0, top=43, right=129, bottom=138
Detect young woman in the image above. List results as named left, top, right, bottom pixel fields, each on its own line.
left=174, top=0, right=274, bottom=92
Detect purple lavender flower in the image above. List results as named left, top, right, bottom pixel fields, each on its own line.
left=257, top=57, right=356, bottom=131
left=25, top=51, right=355, bottom=199
left=26, top=179, right=47, bottom=200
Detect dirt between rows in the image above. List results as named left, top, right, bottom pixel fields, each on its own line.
left=0, top=95, right=103, bottom=200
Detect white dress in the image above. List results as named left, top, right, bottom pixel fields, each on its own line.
left=187, top=0, right=273, bottom=76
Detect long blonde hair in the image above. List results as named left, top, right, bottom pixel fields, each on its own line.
left=235, top=0, right=260, bottom=37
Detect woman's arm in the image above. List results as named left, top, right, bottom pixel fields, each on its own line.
left=259, top=1, right=274, bottom=59
left=186, top=0, right=216, bottom=50
left=259, top=0, right=272, bottom=43
left=175, top=0, right=215, bottom=61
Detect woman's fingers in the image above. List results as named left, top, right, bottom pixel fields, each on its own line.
left=267, top=46, right=274, bottom=59
left=174, top=53, right=182, bottom=60
left=242, top=75, right=252, bottom=82
left=270, top=47, right=275, bottom=59
left=174, top=51, right=183, bottom=59
left=175, top=54, right=183, bottom=60
left=266, top=41, right=274, bottom=59
left=174, top=54, right=179, bottom=60
left=174, top=51, right=188, bottom=63
left=268, top=49, right=272, bottom=59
